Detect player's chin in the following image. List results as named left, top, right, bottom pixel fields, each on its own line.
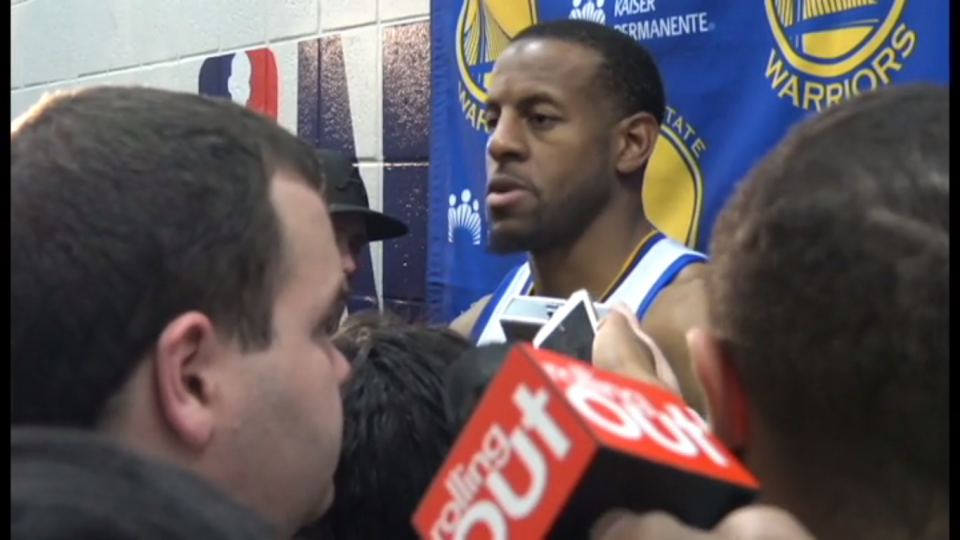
left=487, top=220, right=533, bottom=254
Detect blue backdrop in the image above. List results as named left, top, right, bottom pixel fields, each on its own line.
left=427, top=0, right=950, bottom=322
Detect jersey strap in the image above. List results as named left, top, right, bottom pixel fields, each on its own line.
left=470, top=264, right=528, bottom=343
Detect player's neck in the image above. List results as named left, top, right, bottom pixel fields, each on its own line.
left=528, top=206, right=653, bottom=300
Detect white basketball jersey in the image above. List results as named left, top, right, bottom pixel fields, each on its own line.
left=472, top=232, right=707, bottom=345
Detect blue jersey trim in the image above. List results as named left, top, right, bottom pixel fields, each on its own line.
left=635, top=253, right=706, bottom=319
left=471, top=264, right=524, bottom=343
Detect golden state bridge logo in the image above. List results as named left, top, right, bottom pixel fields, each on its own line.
left=455, top=0, right=705, bottom=247
left=764, top=0, right=917, bottom=111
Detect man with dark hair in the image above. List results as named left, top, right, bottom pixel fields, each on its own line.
left=12, top=428, right=274, bottom=540
left=315, top=149, right=409, bottom=319
left=302, top=316, right=470, bottom=540
left=686, top=84, right=949, bottom=540
left=11, top=86, right=351, bottom=539
left=451, top=19, right=709, bottom=412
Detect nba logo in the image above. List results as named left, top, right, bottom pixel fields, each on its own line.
left=198, top=48, right=279, bottom=119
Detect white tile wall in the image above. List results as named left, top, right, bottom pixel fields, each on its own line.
left=11, top=0, right=433, bottom=313
left=10, top=0, right=430, bottom=129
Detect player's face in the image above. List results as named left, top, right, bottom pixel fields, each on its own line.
left=484, top=39, right=616, bottom=254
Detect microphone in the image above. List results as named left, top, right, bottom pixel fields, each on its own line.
left=416, top=344, right=759, bottom=539
left=444, top=290, right=601, bottom=434
left=531, top=289, right=600, bottom=363
left=499, top=291, right=611, bottom=343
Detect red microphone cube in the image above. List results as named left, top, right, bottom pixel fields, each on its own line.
left=413, top=344, right=759, bottom=539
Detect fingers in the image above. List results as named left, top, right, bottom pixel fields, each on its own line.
left=594, top=304, right=682, bottom=395
left=714, top=506, right=816, bottom=540
left=590, top=510, right=711, bottom=540
left=592, top=310, right=662, bottom=387
left=590, top=507, right=815, bottom=540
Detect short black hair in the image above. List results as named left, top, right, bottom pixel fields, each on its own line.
left=305, top=317, right=471, bottom=540
left=444, top=341, right=518, bottom=432
left=512, top=19, right=666, bottom=124
left=11, top=86, right=325, bottom=428
left=708, top=84, right=948, bottom=532
left=12, top=427, right=274, bottom=540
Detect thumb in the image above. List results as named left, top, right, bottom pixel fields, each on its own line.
left=593, top=310, right=662, bottom=387
left=714, top=506, right=815, bottom=539
left=608, top=303, right=683, bottom=395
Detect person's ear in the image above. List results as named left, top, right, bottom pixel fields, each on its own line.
left=615, top=111, right=660, bottom=177
left=152, top=312, right=224, bottom=450
left=687, top=328, right=750, bottom=453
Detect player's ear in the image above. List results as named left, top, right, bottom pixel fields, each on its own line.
left=615, top=111, right=659, bottom=176
left=687, top=328, right=750, bottom=454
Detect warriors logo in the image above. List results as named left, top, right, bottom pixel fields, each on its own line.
left=764, top=0, right=917, bottom=111
left=456, top=0, right=539, bottom=132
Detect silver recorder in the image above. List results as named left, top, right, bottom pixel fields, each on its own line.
left=499, top=295, right=611, bottom=342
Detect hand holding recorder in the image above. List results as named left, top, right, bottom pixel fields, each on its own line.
left=592, top=303, right=682, bottom=395
left=522, top=290, right=678, bottom=393
left=445, top=290, right=683, bottom=432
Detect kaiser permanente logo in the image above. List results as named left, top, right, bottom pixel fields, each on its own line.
left=764, top=0, right=917, bottom=111
left=454, top=0, right=708, bottom=246
left=448, top=189, right=483, bottom=246
left=603, top=0, right=715, bottom=42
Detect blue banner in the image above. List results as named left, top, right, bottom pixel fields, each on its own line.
left=428, top=0, right=950, bottom=322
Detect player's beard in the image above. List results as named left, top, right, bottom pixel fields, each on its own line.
left=487, top=180, right=611, bottom=255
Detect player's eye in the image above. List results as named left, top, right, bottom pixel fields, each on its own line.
left=528, top=113, right=558, bottom=129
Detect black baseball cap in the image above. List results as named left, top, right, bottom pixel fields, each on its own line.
left=317, top=149, right=409, bottom=242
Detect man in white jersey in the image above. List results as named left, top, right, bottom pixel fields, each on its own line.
left=450, top=19, right=708, bottom=412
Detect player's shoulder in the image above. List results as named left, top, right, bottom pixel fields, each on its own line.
left=671, top=260, right=707, bottom=287
left=655, top=235, right=707, bottom=278
left=645, top=258, right=707, bottom=319
left=642, top=258, right=708, bottom=332
left=449, top=294, right=493, bottom=339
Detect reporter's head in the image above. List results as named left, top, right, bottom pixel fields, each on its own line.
left=304, top=315, right=470, bottom=540
left=690, top=85, right=949, bottom=540
left=11, top=86, right=351, bottom=538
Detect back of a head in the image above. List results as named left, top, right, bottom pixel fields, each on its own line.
left=444, top=341, right=518, bottom=432
left=306, top=316, right=471, bottom=540
left=512, top=19, right=666, bottom=125
left=10, top=86, right=323, bottom=428
left=708, top=84, right=948, bottom=534
left=12, top=427, right=274, bottom=540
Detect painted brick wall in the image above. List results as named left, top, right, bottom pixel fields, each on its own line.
left=10, top=0, right=433, bottom=319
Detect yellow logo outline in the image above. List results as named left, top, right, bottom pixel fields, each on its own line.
left=764, top=0, right=907, bottom=78
left=456, top=0, right=539, bottom=104
left=646, top=122, right=705, bottom=248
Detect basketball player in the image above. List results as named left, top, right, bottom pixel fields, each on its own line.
left=450, top=19, right=708, bottom=411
